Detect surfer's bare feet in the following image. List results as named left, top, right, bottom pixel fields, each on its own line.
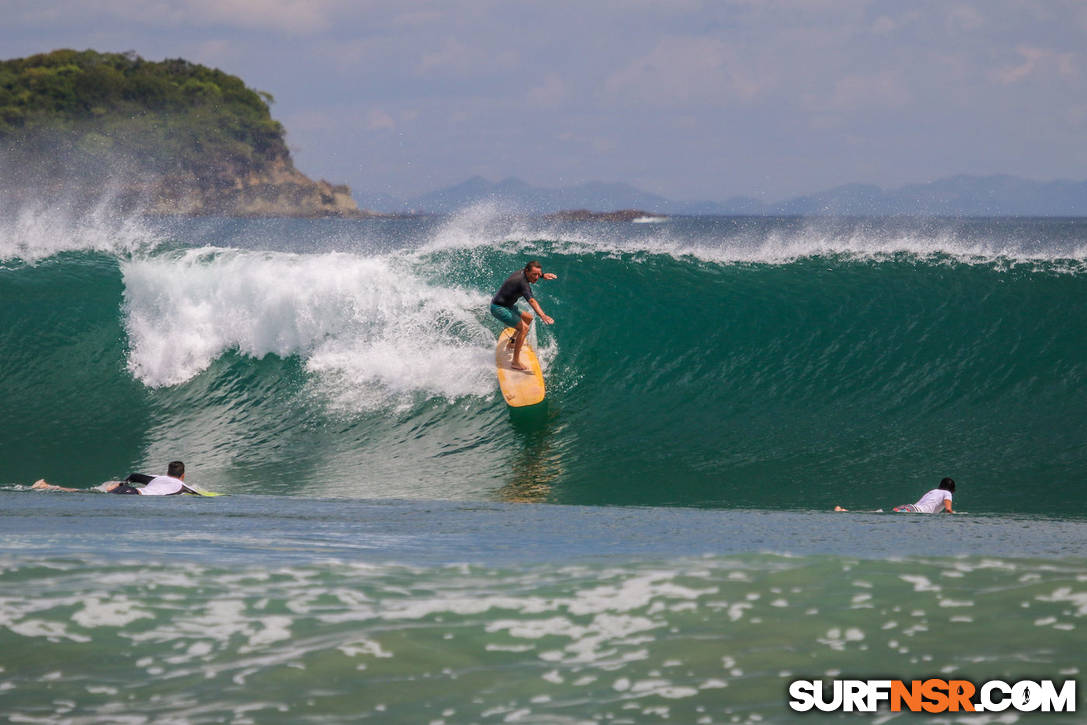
left=511, top=360, right=529, bottom=371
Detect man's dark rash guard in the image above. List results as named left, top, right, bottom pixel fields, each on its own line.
left=491, top=271, right=534, bottom=307
left=109, top=473, right=194, bottom=495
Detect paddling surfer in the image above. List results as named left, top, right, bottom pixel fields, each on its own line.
left=835, top=477, right=956, bottom=513
left=490, top=261, right=557, bottom=371
left=31, top=460, right=203, bottom=496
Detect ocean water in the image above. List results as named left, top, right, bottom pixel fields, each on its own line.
left=2, top=206, right=1086, bottom=722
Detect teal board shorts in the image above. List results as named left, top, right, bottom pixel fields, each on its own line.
left=490, top=302, right=524, bottom=329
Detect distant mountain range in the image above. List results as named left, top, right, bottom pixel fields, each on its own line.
left=356, top=174, right=1087, bottom=216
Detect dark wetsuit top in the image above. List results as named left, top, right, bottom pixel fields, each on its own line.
left=109, top=473, right=194, bottom=496
left=491, top=271, right=535, bottom=307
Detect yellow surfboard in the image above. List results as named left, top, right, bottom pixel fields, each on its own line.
left=495, top=327, right=546, bottom=407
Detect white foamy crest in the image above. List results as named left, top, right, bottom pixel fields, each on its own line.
left=415, top=200, right=541, bottom=256
left=426, top=200, right=510, bottom=251
left=414, top=206, right=1087, bottom=270
left=122, top=248, right=495, bottom=406
left=681, top=225, right=1082, bottom=266
left=575, top=224, right=1087, bottom=268
left=0, top=199, right=161, bottom=263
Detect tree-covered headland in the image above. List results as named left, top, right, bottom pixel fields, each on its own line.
left=0, top=50, right=360, bottom=216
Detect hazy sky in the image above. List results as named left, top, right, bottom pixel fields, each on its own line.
left=4, top=0, right=1087, bottom=202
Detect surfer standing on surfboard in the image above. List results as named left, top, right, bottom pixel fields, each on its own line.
left=490, top=261, right=557, bottom=371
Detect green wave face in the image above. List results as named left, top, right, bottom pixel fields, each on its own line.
left=3, top=215, right=1086, bottom=514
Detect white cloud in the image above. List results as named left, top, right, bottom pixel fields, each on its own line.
left=189, top=39, right=239, bottom=67
left=320, top=38, right=384, bottom=69
left=416, top=37, right=517, bottom=77
left=1067, top=104, right=1087, bottom=129
left=286, top=110, right=340, bottom=132
left=993, top=46, right=1079, bottom=85
left=557, top=130, right=615, bottom=152
left=870, top=10, right=920, bottom=36
left=6, top=0, right=1087, bottom=201
left=604, top=35, right=768, bottom=106
left=944, top=4, right=985, bottom=33
left=417, top=37, right=474, bottom=75
left=995, top=46, right=1046, bottom=84
left=185, top=0, right=342, bottom=33
left=10, top=1, right=70, bottom=24
left=871, top=16, right=898, bottom=35
left=808, top=71, right=912, bottom=113
left=525, top=73, right=566, bottom=109
left=391, top=9, right=444, bottom=28
left=365, top=109, right=396, bottom=131
left=45, top=0, right=350, bottom=34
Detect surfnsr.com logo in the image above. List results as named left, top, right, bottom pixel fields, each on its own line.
left=788, top=678, right=1077, bottom=713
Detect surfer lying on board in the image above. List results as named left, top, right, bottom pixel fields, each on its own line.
left=490, top=260, right=557, bottom=371
left=834, top=477, right=956, bottom=513
left=31, top=460, right=204, bottom=496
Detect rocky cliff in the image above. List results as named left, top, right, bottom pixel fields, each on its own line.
left=142, top=158, right=366, bottom=217
left=0, top=49, right=370, bottom=218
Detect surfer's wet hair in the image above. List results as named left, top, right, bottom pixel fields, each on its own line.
left=938, top=477, right=955, bottom=493
left=524, top=261, right=542, bottom=273
left=168, top=460, right=185, bottom=478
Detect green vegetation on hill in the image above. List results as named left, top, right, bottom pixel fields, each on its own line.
left=0, top=49, right=287, bottom=179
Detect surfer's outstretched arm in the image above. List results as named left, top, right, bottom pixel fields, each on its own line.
left=528, top=298, right=553, bottom=325
left=31, top=479, right=79, bottom=492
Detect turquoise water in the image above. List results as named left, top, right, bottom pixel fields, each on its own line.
left=2, top=208, right=1086, bottom=721
left=2, top=494, right=1086, bottom=723
left=3, top=211, right=1087, bottom=512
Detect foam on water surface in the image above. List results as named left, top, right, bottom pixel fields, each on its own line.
left=121, top=247, right=497, bottom=404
